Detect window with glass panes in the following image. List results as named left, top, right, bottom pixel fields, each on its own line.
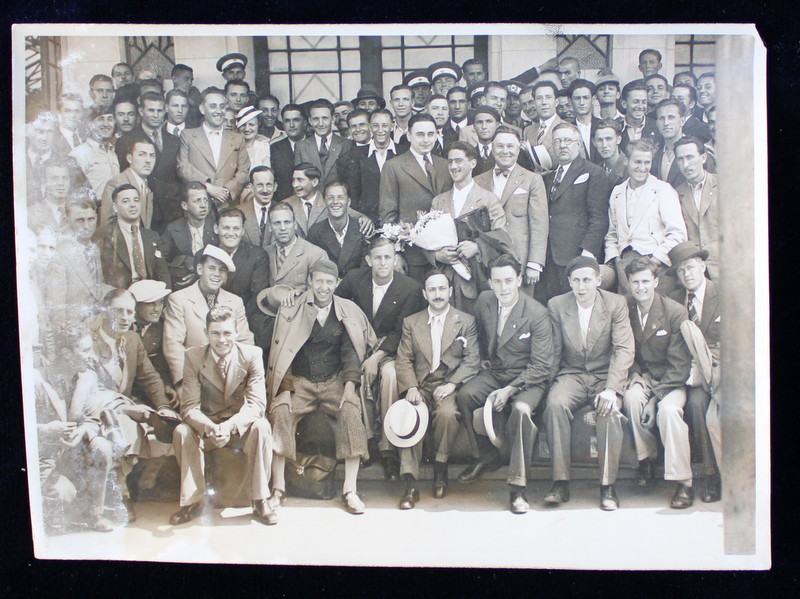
left=675, top=35, right=716, bottom=76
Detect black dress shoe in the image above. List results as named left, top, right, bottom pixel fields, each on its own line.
left=457, top=459, right=502, bottom=484
left=122, top=496, right=137, bottom=523
left=382, top=457, right=400, bottom=481
left=670, top=483, right=695, bottom=509
left=637, top=459, right=654, bottom=487
left=169, top=501, right=203, bottom=525
left=544, top=481, right=570, bottom=505
left=510, top=489, right=530, bottom=514
left=252, top=499, right=278, bottom=525
left=702, top=476, right=721, bottom=503
left=433, top=462, right=448, bottom=499
left=600, top=485, right=619, bottom=511
left=399, top=487, right=420, bottom=510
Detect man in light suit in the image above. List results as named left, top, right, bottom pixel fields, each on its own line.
left=237, top=166, right=278, bottom=250
left=456, top=255, right=554, bottom=513
left=605, top=138, right=687, bottom=296
left=543, top=256, right=635, bottom=511
left=620, top=258, right=694, bottom=509
left=668, top=242, right=722, bottom=503
left=162, top=245, right=254, bottom=386
left=177, top=87, right=251, bottom=208
left=674, top=137, right=719, bottom=280
left=101, top=139, right=156, bottom=228
left=521, top=81, right=565, bottom=173
left=94, top=183, right=171, bottom=291
left=293, top=99, right=352, bottom=188
left=307, top=181, right=369, bottom=277
left=394, top=270, right=480, bottom=508
left=335, top=237, right=426, bottom=479
left=474, top=126, right=548, bottom=296
left=28, top=159, right=71, bottom=234
left=169, top=305, right=277, bottom=526
left=540, top=123, right=611, bottom=301
left=379, top=113, right=453, bottom=279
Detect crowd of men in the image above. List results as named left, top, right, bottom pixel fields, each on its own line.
left=25, top=48, right=723, bottom=533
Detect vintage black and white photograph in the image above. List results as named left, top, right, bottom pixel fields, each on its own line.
left=12, top=23, right=769, bottom=569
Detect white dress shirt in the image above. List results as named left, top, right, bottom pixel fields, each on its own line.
left=188, top=222, right=204, bottom=254
left=117, top=220, right=146, bottom=280
left=689, top=172, right=707, bottom=210
left=497, top=300, right=517, bottom=336
left=328, top=216, right=350, bottom=247
left=203, top=123, right=224, bottom=167
left=368, top=139, right=398, bottom=172
left=427, top=305, right=450, bottom=372
left=315, top=301, right=333, bottom=326
left=372, top=277, right=393, bottom=316
left=577, top=302, right=595, bottom=349
left=409, top=147, right=431, bottom=173
left=576, top=119, right=592, bottom=155
left=688, top=278, right=707, bottom=321
left=451, top=180, right=474, bottom=217
left=167, top=122, right=185, bottom=137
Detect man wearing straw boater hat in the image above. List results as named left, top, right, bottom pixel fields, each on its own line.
left=392, top=269, right=479, bottom=509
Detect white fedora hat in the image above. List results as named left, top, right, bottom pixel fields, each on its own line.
left=384, top=399, right=429, bottom=448
left=471, top=397, right=504, bottom=449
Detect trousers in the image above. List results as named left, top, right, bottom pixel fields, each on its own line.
left=685, top=385, right=721, bottom=476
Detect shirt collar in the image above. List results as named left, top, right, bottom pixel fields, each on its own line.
left=409, top=147, right=430, bottom=168
left=328, top=215, right=350, bottom=235
left=373, top=276, right=393, bottom=290
left=690, top=278, right=707, bottom=303
left=689, top=172, right=708, bottom=190
left=451, top=117, right=468, bottom=128
left=427, top=305, right=450, bottom=324
left=541, top=114, right=558, bottom=129
left=203, top=123, right=223, bottom=136
left=278, top=236, right=297, bottom=254
left=98, top=326, right=124, bottom=353
left=368, top=139, right=397, bottom=156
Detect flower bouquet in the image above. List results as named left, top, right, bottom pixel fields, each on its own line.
left=408, top=210, right=472, bottom=280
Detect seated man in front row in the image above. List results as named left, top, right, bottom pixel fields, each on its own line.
left=393, top=269, right=479, bottom=509
left=456, top=254, right=555, bottom=514
left=543, top=256, right=635, bottom=511
left=267, top=259, right=375, bottom=515
left=170, top=305, right=276, bottom=526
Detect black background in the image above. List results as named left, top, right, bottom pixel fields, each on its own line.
left=0, top=2, right=795, bottom=595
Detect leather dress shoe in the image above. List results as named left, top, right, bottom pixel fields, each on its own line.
left=399, top=487, right=420, bottom=510
left=382, top=457, right=400, bottom=481
left=169, top=501, right=203, bottom=525
left=267, top=488, right=287, bottom=511
left=252, top=499, right=278, bottom=525
left=600, top=485, right=619, bottom=511
left=90, top=515, right=114, bottom=532
left=342, top=491, right=366, bottom=515
left=457, top=459, right=502, bottom=484
left=510, top=490, right=529, bottom=514
left=122, top=496, right=137, bottom=523
left=702, top=476, right=721, bottom=503
left=670, top=483, right=695, bottom=509
left=433, top=463, right=448, bottom=499
left=544, top=481, right=570, bottom=505
left=637, top=459, right=654, bottom=488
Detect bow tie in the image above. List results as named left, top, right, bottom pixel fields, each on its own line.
left=494, top=167, right=510, bottom=178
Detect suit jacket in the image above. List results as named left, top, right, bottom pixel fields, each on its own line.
left=94, top=222, right=171, bottom=290
left=27, top=200, right=66, bottom=233
left=619, top=117, right=660, bottom=156
left=100, top=168, right=155, bottom=228
left=293, top=133, right=352, bottom=187
left=474, top=163, right=548, bottom=267
left=462, top=122, right=522, bottom=148
left=338, top=142, right=408, bottom=223
left=577, top=116, right=604, bottom=165
left=284, top=192, right=365, bottom=239
left=605, top=174, right=687, bottom=265
left=474, top=290, right=554, bottom=387
left=395, top=307, right=480, bottom=394
left=163, top=281, right=254, bottom=383
left=682, top=116, right=712, bottom=144
left=543, top=156, right=611, bottom=265
left=307, top=217, right=368, bottom=277
left=473, top=145, right=496, bottom=177
left=161, top=216, right=218, bottom=286
left=265, top=236, right=328, bottom=291
left=50, top=238, right=113, bottom=326
left=651, top=144, right=687, bottom=190
left=270, top=137, right=297, bottom=202
left=627, top=292, right=691, bottom=400
left=669, top=279, right=721, bottom=353
left=177, top=127, right=250, bottom=203
left=222, top=241, right=269, bottom=308
left=238, top=199, right=274, bottom=250
left=116, top=126, right=182, bottom=224
left=136, top=319, right=171, bottom=386
left=335, top=267, right=425, bottom=355
left=379, top=150, right=453, bottom=225
left=181, top=342, right=266, bottom=436
left=675, top=172, right=719, bottom=279
left=548, top=288, right=635, bottom=395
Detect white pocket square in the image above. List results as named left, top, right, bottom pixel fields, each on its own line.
left=154, top=250, right=162, bottom=258
left=714, top=316, right=721, bottom=323
left=573, top=173, right=589, bottom=185
left=518, top=332, right=531, bottom=340
left=655, top=329, right=668, bottom=336
left=456, top=335, right=468, bottom=347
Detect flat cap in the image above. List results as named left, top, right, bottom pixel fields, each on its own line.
left=309, top=258, right=339, bottom=278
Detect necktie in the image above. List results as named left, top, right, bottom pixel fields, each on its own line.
left=130, top=224, right=146, bottom=281
left=152, top=128, right=162, bottom=152
left=550, top=165, right=564, bottom=197
left=454, top=123, right=460, bottom=134
left=57, top=206, right=66, bottom=225
left=537, top=124, right=546, bottom=144
left=216, top=356, right=227, bottom=381
left=482, top=145, right=490, bottom=159
left=277, top=247, right=287, bottom=270
left=687, top=292, right=699, bottom=323
left=86, top=245, right=98, bottom=280
left=497, top=306, right=510, bottom=337
left=304, top=201, right=313, bottom=221
left=319, top=137, right=328, bottom=164
left=117, top=339, right=127, bottom=373
left=430, top=316, right=443, bottom=373
left=72, top=131, right=80, bottom=147
left=424, top=154, right=434, bottom=187
left=259, top=206, right=267, bottom=244
left=206, top=293, right=217, bottom=309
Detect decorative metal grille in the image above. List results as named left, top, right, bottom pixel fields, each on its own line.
left=124, top=36, right=176, bottom=80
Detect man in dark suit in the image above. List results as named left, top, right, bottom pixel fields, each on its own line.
left=94, top=183, right=171, bottom=290
left=335, top=237, right=426, bottom=479
left=170, top=305, right=277, bottom=526
left=456, top=255, right=555, bottom=513
left=620, top=258, right=694, bottom=509
left=293, top=99, right=352, bottom=187
left=568, top=79, right=604, bottom=165
left=472, top=106, right=500, bottom=176
left=619, top=82, right=659, bottom=156
left=539, top=123, right=611, bottom=301
left=379, top=113, right=453, bottom=279
left=307, top=181, right=368, bottom=277
left=671, top=84, right=712, bottom=144
left=592, top=119, right=628, bottom=187
left=162, top=182, right=218, bottom=289
left=101, top=139, right=156, bottom=228
left=238, top=165, right=277, bottom=250
left=543, top=256, right=635, bottom=511
left=177, top=87, right=251, bottom=208
left=668, top=242, right=722, bottom=503
left=271, top=104, right=307, bottom=202
left=444, top=86, right=471, bottom=143
left=424, top=94, right=450, bottom=158
left=129, top=279, right=173, bottom=388
left=394, top=270, right=480, bottom=508
left=651, top=98, right=688, bottom=190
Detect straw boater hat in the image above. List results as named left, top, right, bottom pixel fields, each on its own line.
left=235, top=105, right=262, bottom=129
left=384, top=400, right=429, bottom=448
left=201, top=244, right=236, bottom=272
left=472, top=397, right=505, bottom=449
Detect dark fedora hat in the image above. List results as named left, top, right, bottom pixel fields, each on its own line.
left=667, top=241, right=709, bottom=273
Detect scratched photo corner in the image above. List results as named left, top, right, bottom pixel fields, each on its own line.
left=12, top=23, right=769, bottom=569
